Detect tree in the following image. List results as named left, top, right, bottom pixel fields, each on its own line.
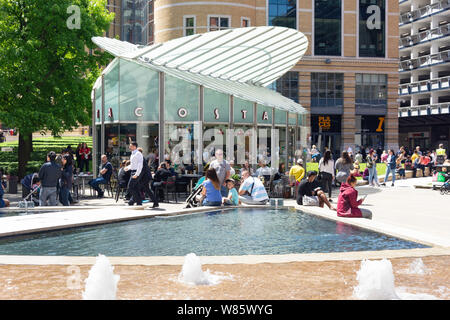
left=0, top=0, right=113, bottom=177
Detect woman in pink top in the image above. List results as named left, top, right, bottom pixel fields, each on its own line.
left=337, top=175, right=372, bottom=219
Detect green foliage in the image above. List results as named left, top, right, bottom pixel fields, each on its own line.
left=0, top=161, right=42, bottom=176
left=0, top=136, right=92, bottom=162
left=0, top=0, right=114, bottom=135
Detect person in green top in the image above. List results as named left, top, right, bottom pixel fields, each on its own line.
left=223, top=178, right=239, bottom=206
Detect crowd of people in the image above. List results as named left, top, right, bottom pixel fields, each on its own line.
left=1, top=140, right=447, bottom=215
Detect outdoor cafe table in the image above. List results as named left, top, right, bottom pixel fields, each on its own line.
left=75, top=173, right=94, bottom=197
left=181, top=173, right=203, bottom=194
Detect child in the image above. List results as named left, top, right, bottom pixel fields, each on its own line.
left=353, top=160, right=362, bottom=177
left=223, top=178, right=239, bottom=206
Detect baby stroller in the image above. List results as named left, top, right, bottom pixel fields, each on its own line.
left=440, top=173, right=450, bottom=195
left=185, top=176, right=205, bottom=208
left=20, top=173, right=40, bottom=207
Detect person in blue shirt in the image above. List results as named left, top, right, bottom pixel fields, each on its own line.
left=0, top=177, right=10, bottom=208
left=198, top=168, right=222, bottom=206
left=223, top=178, right=239, bottom=206
left=382, top=149, right=397, bottom=187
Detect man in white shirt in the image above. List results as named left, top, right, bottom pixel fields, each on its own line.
left=125, top=142, right=143, bottom=206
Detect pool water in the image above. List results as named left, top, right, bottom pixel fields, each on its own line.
left=0, top=208, right=428, bottom=256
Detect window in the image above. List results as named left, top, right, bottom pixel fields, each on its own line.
left=209, top=16, right=230, bottom=31
left=359, top=0, right=385, bottom=57
left=355, top=74, right=387, bottom=106
left=314, top=0, right=341, bottom=56
left=184, top=16, right=196, bottom=36
left=268, top=0, right=296, bottom=29
left=274, top=72, right=299, bottom=103
left=311, top=73, right=344, bottom=107
left=241, top=17, right=250, bottom=27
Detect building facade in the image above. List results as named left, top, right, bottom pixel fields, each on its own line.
left=398, top=0, right=450, bottom=152
left=118, top=0, right=398, bottom=158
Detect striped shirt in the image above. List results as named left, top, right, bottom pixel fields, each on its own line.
left=239, top=176, right=268, bottom=202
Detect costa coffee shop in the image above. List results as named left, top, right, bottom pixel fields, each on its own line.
left=91, top=27, right=309, bottom=174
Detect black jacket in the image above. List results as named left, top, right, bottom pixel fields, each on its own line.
left=39, top=161, right=62, bottom=188
left=153, top=168, right=170, bottom=182
left=60, top=164, right=73, bottom=189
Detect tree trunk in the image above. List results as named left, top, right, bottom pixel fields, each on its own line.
left=18, top=132, right=33, bottom=179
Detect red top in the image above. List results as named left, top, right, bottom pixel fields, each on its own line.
left=337, top=183, right=363, bottom=218
left=80, top=147, right=90, bottom=160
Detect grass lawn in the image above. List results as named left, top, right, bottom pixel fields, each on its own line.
left=306, top=162, right=387, bottom=178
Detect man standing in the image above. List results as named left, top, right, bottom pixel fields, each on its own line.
left=137, top=147, right=158, bottom=208
left=38, top=151, right=61, bottom=206
left=209, top=149, right=231, bottom=197
left=88, top=154, right=113, bottom=198
left=125, top=142, right=143, bottom=206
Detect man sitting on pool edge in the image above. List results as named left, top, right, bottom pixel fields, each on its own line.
left=238, top=169, right=269, bottom=205
left=297, top=171, right=336, bottom=211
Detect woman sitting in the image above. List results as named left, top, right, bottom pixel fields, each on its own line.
left=197, top=168, right=223, bottom=206
left=337, top=175, right=372, bottom=219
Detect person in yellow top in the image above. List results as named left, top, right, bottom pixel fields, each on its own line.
left=436, top=144, right=447, bottom=165
left=289, top=159, right=305, bottom=183
left=289, top=159, right=305, bottom=200
left=411, top=150, right=420, bottom=163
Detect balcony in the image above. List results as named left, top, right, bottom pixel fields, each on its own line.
left=398, top=102, right=450, bottom=117
left=399, top=0, right=450, bottom=25
left=399, top=49, right=450, bottom=71
left=399, top=23, right=450, bottom=48
left=399, top=76, right=450, bottom=95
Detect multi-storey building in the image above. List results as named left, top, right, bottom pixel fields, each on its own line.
left=106, top=0, right=154, bottom=45
left=398, top=0, right=450, bottom=151
left=105, top=0, right=400, bottom=157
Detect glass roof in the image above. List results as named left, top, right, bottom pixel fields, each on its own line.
left=92, top=26, right=309, bottom=114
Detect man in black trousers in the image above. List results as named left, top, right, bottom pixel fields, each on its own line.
left=137, top=147, right=159, bottom=208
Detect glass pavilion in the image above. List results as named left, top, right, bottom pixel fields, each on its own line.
left=91, top=26, right=310, bottom=174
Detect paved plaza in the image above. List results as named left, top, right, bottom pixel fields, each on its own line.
left=0, top=176, right=449, bottom=300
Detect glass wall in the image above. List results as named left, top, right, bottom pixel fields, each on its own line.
left=120, top=59, right=159, bottom=122
left=359, top=0, right=385, bottom=57
left=314, top=0, right=341, bottom=56
left=204, top=88, right=229, bottom=123
left=274, top=71, right=299, bottom=103
left=311, top=73, right=344, bottom=107
left=164, top=75, right=199, bottom=122
left=268, top=0, right=296, bottom=29
left=355, top=74, right=387, bottom=108
left=104, top=59, right=119, bottom=124
left=93, top=59, right=307, bottom=175
left=121, top=0, right=150, bottom=45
